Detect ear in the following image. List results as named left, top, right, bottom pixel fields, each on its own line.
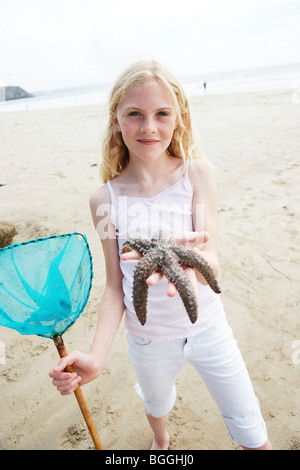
left=110, top=110, right=121, bottom=132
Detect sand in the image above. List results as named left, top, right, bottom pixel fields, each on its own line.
left=0, top=89, right=299, bottom=450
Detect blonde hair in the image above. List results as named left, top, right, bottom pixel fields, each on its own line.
left=100, top=59, right=203, bottom=183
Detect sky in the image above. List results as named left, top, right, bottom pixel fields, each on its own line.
left=0, top=0, right=299, bottom=91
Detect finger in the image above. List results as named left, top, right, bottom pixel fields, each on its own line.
left=194, top=231, right=209, bottom=245
left=49, top=369, right=73, bottom=380
left=146, top=271, right=164, bottom=286
left=51, top=372, right=78, bottom=385
left=54, top=357, right=72, bottom=374
left=166, top=281, right=177, bottom=297
left=58, top=379, right=81, bottom=395
left=165, top=269, right=198, bottom=298
left=60, top=386, right=78, bottom=396
left=49, top=352, right=80, bottom=379
left=171, top=231, right=209, bottom=248
left=121, top=250, right=141, bottom=261
left=57, top=352, right=81, bottom=371
left=53, top=375, right=81, bottom=395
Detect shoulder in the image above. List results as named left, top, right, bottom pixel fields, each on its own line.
left=90, top=184, right=123, bottom=284
left=89, top=183, right=110, bottom=210
left=89, top=183, right=116, bottom=239
left=188, top=158, right=216, bottom=175
left=188, top=159, right=216, bottom=192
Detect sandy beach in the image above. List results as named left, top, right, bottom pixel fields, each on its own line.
left=0, top=88, right=299, bottom=450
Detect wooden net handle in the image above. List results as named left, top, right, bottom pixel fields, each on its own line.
left=53, top=335, right=103, bottom=450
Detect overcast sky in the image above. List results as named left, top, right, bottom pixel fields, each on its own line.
left=0, top=0, right=299, bottom=91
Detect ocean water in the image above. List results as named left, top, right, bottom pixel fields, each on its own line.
left=181, top=62, right=300, bottom=96
left=1, top=62, right=299, bottom=113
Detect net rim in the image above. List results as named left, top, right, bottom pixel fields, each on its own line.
left=0, top=232, right=94, bottom=338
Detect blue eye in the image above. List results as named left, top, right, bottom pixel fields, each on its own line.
left=157, top=111, right=168, bottom=116
left=129, top=111, right=139, bottom=116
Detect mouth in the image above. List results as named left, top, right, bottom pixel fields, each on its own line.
left=137, top=139, right=159, bottom=145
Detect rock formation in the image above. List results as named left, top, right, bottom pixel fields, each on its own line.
left=0, top=86, right=33, bottom=101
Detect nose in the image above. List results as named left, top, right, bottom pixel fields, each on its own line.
left=140, top=116, right=156, bottom=134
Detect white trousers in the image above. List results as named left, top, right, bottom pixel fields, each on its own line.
left=127, top=313, right=268, bottom=449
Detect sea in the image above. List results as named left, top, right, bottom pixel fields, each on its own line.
left=1, top=62, right=300, bottom=114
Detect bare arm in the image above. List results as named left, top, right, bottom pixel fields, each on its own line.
left=190, top=159, right=219, bottom=283
left=88, top=185, right=125, bottom=367
left=49, top=185, right=124, bottom=394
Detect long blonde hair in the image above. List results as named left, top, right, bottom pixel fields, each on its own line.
left=100, top=60, right=203, bottom=183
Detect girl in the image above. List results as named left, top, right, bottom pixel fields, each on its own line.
left=49, top=60, right=272, bottom=450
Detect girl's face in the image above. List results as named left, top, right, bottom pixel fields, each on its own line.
left=112, top=80, right=177, bottom=164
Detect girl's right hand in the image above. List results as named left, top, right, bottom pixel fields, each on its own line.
left=49, top=351, right=101, bottom=395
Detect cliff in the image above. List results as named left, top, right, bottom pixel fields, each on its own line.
left=0, top=86, right=33, bottom=101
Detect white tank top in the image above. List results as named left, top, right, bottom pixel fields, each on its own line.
left=106, top=161, right=223, bottom=341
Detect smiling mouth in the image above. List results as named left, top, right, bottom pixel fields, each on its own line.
left=137, top=139, right=159, bottom=145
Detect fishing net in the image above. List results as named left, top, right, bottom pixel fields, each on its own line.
left=0, top=232, right=103, bottom=450
left=0, top=232, right=93, bottom=338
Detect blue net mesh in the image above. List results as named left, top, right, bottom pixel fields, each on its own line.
left=0, top=232, right=93, bottom=338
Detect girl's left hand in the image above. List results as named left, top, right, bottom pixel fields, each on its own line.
left=121, top=231, right=209, bottom=298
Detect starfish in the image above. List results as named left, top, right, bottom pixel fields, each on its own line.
left=121, top=232, right=221, bottom=326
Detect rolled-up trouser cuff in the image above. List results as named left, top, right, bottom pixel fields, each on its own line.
left=134, top=382, right=177, bottom=418
left=222, top=397, right=268, bottom=449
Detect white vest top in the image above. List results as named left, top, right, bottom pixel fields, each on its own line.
left=106, top=161, right=223, bottom=341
